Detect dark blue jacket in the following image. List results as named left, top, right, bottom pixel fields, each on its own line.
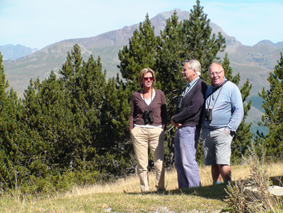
left=173, top=78, right=207, bottom=127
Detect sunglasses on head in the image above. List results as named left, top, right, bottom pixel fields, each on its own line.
left=144, top=77, right=153, bottom=81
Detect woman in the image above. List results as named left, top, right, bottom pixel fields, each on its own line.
left=129, top=68, right=167, bottom=192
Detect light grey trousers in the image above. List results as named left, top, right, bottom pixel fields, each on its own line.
left=174, top=126, right=200, bottom=189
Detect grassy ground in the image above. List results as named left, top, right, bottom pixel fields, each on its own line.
left=0, top=162, right=282, bottom=213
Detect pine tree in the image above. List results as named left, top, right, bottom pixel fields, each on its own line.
left=156, top=3, right=226, bottom=111
left=182, top=0, right=226, bottom=81
left=156, top=2, right=226, bottom=165
left=156, top=12, right=185, bottom=114
left=154, top=12, right=187, bottom=165
left=58, top=46, right=103, bottom=171
left=98, top=77, right=135, bottom=176
left=21, top=74, right=77, bottom=174
left=257, top=52, right=283, bottom=158
left=0, top=52, right=15, bottom=188
left=59, top=44, right=133, bottom=178
left=0, top=53, right=28, bottom=189
left=118, top=14, right=158, bottom=82
left=0, top=43, right=137, bottom=190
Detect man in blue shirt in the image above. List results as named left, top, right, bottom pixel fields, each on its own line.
left=202, top=62, right=244, bottom=184
left=171, top=60, right=207, bottom=188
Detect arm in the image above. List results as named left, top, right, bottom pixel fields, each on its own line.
left=129, top=93, right=135, bottom=131
left=171, top=117, right=183, bottom=128
left=160, top=91, right=167, bottom=130
left=225, top=86, right=244, bottom=132
left=172, top=83, right=205, bottom=124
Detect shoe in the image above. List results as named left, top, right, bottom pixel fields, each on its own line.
left=157, top=187, right=166, bottom=192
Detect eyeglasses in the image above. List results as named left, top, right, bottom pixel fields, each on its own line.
left=183, top=68, right=192, bottom=72
left=209, top=70, right=223, bottom=77
left=144, top=77, right=153, bottom=81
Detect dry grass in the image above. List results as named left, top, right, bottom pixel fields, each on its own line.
left=225, top=152, right=283, bottom=213
left=65, top=162, right=282, bottom=196
left=66, top=166, right=210, bottom=196
left=0, top=162, right=283, bottom=213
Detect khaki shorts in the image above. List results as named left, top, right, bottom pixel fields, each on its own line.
left=202, top=127, right=233, bottom=165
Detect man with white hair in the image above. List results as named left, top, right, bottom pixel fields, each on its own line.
left=171, top=59, right=207, bottom=188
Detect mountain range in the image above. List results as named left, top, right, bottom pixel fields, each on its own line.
left=1, top=9, right=283, bottom=133
left=0, top=44, right=37, bottom=61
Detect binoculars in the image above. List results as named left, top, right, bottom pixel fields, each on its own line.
left=143, top=110, right=154, bottom=124
left=176, top=95, right=183, bottom=110
left=204, top=109, right=212, bottom=121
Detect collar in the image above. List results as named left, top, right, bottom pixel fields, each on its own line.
left=211, top=77, right=226, bottom=88
left=187, top=76, right=200, bottom=87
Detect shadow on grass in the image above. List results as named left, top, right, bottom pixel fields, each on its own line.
left=125, top=175, right=283, bottom=200
left=270, top=175, right=283, bottom=186
left=125, top=183, right=228, bottom=201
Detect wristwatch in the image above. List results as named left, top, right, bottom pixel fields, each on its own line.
left=230, top=130, right=236, bottom=137
left=225, top=128, right=236, bottom=137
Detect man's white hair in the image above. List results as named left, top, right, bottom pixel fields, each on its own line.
left=183, top=59, right=202, bottom=76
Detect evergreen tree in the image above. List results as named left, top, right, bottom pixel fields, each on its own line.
left=156, top=12, right=185, bottom=114
left=257, top=52, right=283, bottom=158
left=0, top=44, right=136, bottom=191
left=59, top=44, right=133, bottom=178
left=182, top=0, right=226, bottom=82
left=98, top=77, right=134, bottom=176
left=157, top=3, right=226, bottom=112
left=118, top=14, right=158, bottom=83
left=21, top=74, right=78, bottom=174
left=155, top=12, right=186, bottom=165
left=157, top=2, right=226, bottom=165
left=19, top=64, right=101, bottom=191
left=0, top=54, right=43, bottom=190
left=0, top=53, right=23, bottom=189
left=58, top=46, right=107, bottom=172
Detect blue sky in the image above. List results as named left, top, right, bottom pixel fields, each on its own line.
left=0, top=0, right=282, bottom=49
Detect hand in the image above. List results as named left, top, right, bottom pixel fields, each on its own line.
left=171, top=116, right=182, bottom=128
left=170, top=118, right=175, bottom=126
left=224, top=129, right=230, bottom=135
left=175, top=123, right=182, bottom=128
left=171, top=116, right=176, bottom=126
left=130, top=129, right=133, bottom=132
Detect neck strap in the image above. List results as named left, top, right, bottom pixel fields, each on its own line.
left=207, top=80, right=227, bottom=110
left=143, top=89, right=152, bottom=112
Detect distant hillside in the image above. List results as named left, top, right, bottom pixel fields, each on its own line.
left=0, top=44, right=37, bottom=61
left=3, top=43, right=92, bottom=94
left=255, top=40, right=283, bottom=49
left=2, top=9, right=248, bottom=96
left=219, top=43, right=282, bottom=70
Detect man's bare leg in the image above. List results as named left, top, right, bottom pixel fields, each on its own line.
left=211, top=164, right=222, bottom=183
left=219, top=165, right=231, bottom=182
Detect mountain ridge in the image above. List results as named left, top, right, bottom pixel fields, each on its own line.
left=0, top=44, right=37, bottom=61
left=2, top=8, right=281, bottom=134
left=1, top=8, right=282, bottom=99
